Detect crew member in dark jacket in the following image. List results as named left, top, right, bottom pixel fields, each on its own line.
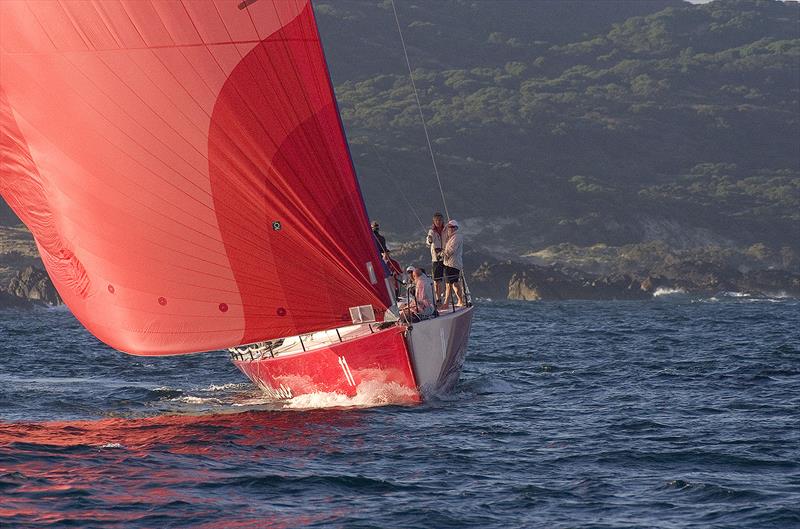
left=371, top=220, right=388, bottom=255
left=382, top=249, right=404, bottom=299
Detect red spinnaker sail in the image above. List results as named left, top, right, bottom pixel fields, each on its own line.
left=0, top=0, right=391, bottom=355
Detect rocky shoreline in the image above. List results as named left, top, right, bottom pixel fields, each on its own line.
left=470, top=260, right=800, bottom=301
left=398, top=246, right=800, bottom=302
left=1, top=253, right=798, bottom=310
left=0, top=266, right=61, bottom=309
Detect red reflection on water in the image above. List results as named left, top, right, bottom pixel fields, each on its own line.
left=0, top=411, right=362, bottom=528
left=0, top=410, right=357, bottom=449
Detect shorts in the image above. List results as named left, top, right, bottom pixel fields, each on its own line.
left=444, top=266, right=461, bottom=284
left=431, top=260, right=444, bottom=280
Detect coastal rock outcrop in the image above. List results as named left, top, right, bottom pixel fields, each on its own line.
left=1, top=266, right=61, bottom=307
left=469, top=260, right=524, bottom=300
left=506, top=268, right=651, bottom=301
left=0, top=290, right=41, bottom=309
left=472, top=259, right=800, bottom=301
left=735, top=269, right=800, bottom=298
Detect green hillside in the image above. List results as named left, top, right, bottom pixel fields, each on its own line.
left=2, top=0, right=798, bottom=261
left=316, top=0, right=799, bottom=253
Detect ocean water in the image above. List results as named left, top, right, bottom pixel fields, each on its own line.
left=1, top=296, right=798, bottom=528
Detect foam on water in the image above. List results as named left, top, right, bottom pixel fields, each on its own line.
left=200, top=383, right=248, bottom=392
left=173, top=396, right=224, bottom=405
left=284, top=380, right=419, bottom=410
left=232, top=395, right=281, bottom=407
left=653, top=287, right=687, bottom=297
left=720, top=291, right=752, bottom=298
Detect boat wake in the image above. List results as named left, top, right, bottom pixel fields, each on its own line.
left=283, top=380, right=419, bottom=410
left=156, top=379, right=419, bottom=412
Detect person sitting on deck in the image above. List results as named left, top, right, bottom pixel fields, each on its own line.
left=404, top=265, right=416, bottom=298
left=426, top=212, right=448, bottom=304
left=441, top=220, right=465, bottom=308
left=400, top=268, right=436, bottom=323
left=382, top=249, right=404, bottom=299
left=371, top=220, right=388, bottom=255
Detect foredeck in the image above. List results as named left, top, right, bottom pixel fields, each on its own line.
left=228, top=305, right=473, bottom=362
left=228, top=321, right=391, bottom=361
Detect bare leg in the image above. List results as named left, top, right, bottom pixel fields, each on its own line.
left=433, top=279, right=442, bottom=304
left=453, top=283, right=464, bottom=306
left=441, top=282, right=452, bottom=307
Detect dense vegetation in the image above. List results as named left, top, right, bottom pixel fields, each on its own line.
left=2, top=0, right=797, bottom=269
left=316, top=0, right=799, bottom=257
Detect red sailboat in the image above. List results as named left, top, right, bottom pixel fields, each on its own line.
left=0, top=0, right=473, bottom=403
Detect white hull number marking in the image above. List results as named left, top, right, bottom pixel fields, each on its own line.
left=338, top=356, right=356, bottom=387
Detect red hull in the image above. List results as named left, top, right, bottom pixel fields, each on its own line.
left=232, top=326, right=421, bottom=403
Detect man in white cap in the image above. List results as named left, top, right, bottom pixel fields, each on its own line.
left=398, top=265, right=416, bottom=315
left=404, top=265, right=416, bottom=297
left=441, top=219, right=465, bottom=307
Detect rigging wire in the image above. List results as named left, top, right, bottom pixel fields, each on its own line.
left=390, top=0, right=450, bottom=221
left=368, top=144, right=428, bottom=235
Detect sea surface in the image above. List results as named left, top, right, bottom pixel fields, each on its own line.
left=0, top=295, right=798, bottom=528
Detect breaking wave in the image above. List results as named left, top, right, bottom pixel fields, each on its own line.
left=701, top=291, right=792, bottom=303
left=174, top=396, right=224, bottom=405
left=283, top=380, right=419, bottom=410
left=199, top=383, right=249, bottom=392
left=653, top=287, right=686, bottom=297
left=153, top=379, right=418, bottom=412
left=720, top=291, right=752, bottom=298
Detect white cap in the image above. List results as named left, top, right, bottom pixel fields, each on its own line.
left=447, top=219, right=459, bottom=229
left=406, top=266, right=415, bottom=273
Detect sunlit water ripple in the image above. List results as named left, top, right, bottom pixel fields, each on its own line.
left=1, top=296, right=798, bottom=528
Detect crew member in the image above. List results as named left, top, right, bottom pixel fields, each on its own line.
left=400, top=267, right=435, bottom=323
left=401, top=265, right=416, bottom=302
left=382, top=249, right=404, bottom=299
left=441, top=219, right=465, bottom=307
left=371, top=220, right=388, bottom=255
left=426, top=212, right=448, bottom=304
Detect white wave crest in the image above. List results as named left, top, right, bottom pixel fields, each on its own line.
left=653, top=287, right=686, bottom=297
left=720, top=291, right=751, bottom=298
left=174, top=396, right=223, bottom=405
left=283, top=380, right=419, bottom=410
left=232, top=395, right=280, bottom=407
left=200, top=383, right=248, bottom=392
left=100, top=442, right=125, bottom=449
